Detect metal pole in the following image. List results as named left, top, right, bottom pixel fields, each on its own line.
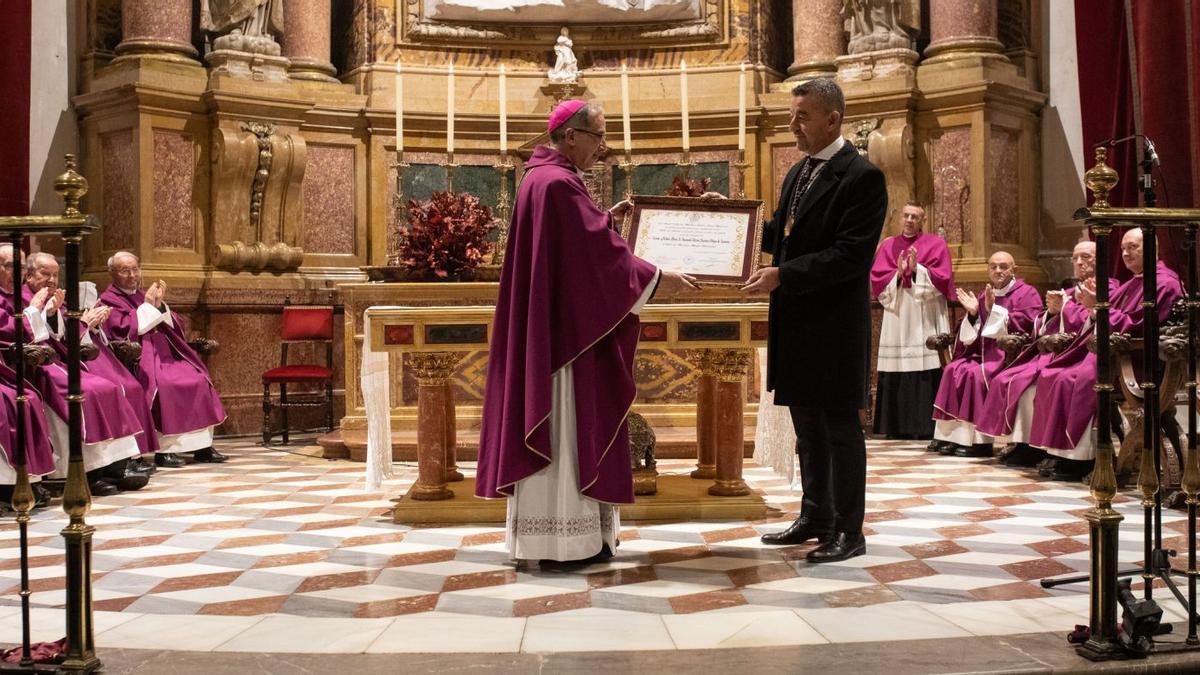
left=1141, top=223, right=1161, bottom=601
left=1185, top=222, right=1199, bottom=646
left=9, top=231, right=34, bottom=668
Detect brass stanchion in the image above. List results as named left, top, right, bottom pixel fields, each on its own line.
left=0, top=155, right=101, bottom=672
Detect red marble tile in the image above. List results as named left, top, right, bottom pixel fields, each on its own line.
left=969, top=581, right=1051, bottom=601
left=1047, top=522, right=1091, bottom=537
left=116, top=552, right=205, bottom=569
left=513, top=591, right=591, bottom=617
left=251, top=551, right=331, bottom=568
left=93, top=596, right=140, bottom=612
left=148, top=571, right=244, bottom=594
left=294, top=570, right=381, bottom=594
left=185, top=520, right=255, bottom=532
left=725, top=562, right=798, bottom=587
left=587, top=565, right=657, bottom=590
left=384, top=549, right=458, bottom=568
left=901, top=540, right=968, bottom=559
left=1000, top=558, right=1079, bottom=581
left=94, top=535, right=174, bottom=551
left=0, top=554, right=65, bottom=572
left=864, top=510, right=907, bottom=524
left=440, top=569, right=517, bottom=592
left=867, top=559, right=937, bottom=584
left=647, top=545, right=710, bottom=564
left=460, top=531, right=507, bottom=547
left=823, top=585, right=900, bottom=608
left=961, top=508, right=1016, bottom=522
left=910, top=485, right=956, bottom=495
left=199, top=595, right=289, bottom=616
left=878, top=497, right=933, bottom=509
left=935, top=524, right=993, bottom=539
left=1027, top=537, right=1089, bottom=557
left=297, top=518, right=362, bottom=532
left=702, top=527, right=760, bottom=544
left=668, top=589, right=747, bottom=614
left=217, top=534, right=291, bottom=550
left=983, top=495, right=1035, bottom=507
left=353, top=594, right=439, bottom=617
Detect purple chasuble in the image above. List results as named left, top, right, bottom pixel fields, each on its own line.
left=475, top=146, right=658, bottom=504
left=870, top=232, right=954, bottom=300
left=932, top=279, right=1043, bottom=427
left=1029, top=262, right=1184, bottom=451
left=98, top=285, right=226, bottom=436
left=0, top=288, right=142, bottom=445
left=976, top=281, right=1117, bottom=438
left=0, top=362, right=56, bottom=476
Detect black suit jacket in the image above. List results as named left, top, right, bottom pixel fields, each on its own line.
left=762, top=141, right=888, bottom=409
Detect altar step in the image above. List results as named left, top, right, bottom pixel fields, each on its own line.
left=316, top=426, right=757, bottom=462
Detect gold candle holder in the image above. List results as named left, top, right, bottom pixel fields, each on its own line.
left=1085, top=145, right=1119, bottom=209
left=677, top=149, right=696, bottom=182
left=390, top=152, right=410, bottom=266
left=618, top=154, right=637, bottom=202
left=491, top=154, right=514, bottom=266
left=732, top=149, right=749, bottom=199
left=446, top=152, right=459, bottom=195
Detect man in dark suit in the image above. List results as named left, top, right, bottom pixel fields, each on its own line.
left=743, top=78, right=887, bottom=563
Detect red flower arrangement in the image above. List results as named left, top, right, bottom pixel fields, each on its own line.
left=667, top=175, right=712, bottom=197
left=398, top=191, right=496, bottom=280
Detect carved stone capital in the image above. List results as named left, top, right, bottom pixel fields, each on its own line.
left=706, top=349, right=752, bottom=382
left=410, top=352, right=462, bottom=386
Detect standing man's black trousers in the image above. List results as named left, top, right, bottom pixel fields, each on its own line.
left=788, top=406, right=866, bottom=534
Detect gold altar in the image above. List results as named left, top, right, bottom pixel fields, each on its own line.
left=364, top=302, right=771, bottom=523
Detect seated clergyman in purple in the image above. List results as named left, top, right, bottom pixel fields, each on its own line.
left=475, top=99, right=698, bottom=567
left=99, top=251, right=227, bottom=468
left=1027, top=228, right=1185, bottom=481
left=930, top=251, right=1043, bottom=457
left=0, top=361, right=56, bottom=508
left=0, top=244, right=145, bottom=498
left=975, top=241, right=1116, bottom=469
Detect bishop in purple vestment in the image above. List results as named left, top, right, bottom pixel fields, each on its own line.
left=1028, top=229, right=1185, bottom=480
left=476, top=100, right=697, bottom=566
left=99, top=251, right=227, bottom=468
left=931, top=251, right=1043, bottom=457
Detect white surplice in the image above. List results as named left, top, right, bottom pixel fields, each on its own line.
left=506, top=270, right=660, bottom=561
left=875, top=264, right=949, bottom=373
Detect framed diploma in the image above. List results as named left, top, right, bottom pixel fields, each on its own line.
left=623, top=195, right=765, bottom=286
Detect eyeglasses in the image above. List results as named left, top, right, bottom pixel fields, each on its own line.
left=570, top=127, right=606, bottom=142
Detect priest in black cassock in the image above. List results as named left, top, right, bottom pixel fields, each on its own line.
left=744, top=78, right=888, bottom=563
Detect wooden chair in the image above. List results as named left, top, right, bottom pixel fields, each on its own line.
left=261, top=305, right=335, bottom=446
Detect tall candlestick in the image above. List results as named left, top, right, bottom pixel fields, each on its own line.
left=499, top=65, right=508, bottom=154
left=447, top=62, right=455, bottom=155
left=395, top=61, right=404, bottom=155
left=621, top=63, right=632, bottom=157
left=680, top=59, right=689, bottom=152
left=738, top=62, right=747, bottom=152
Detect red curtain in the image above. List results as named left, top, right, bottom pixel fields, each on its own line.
left=0, top=0, right=31, bottom=217
left=1075, top=0, right=1200, bottom=277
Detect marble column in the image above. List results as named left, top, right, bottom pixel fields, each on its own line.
left=443, top=381, right=464, bottom=482
left=787, top=0, right=844, bottom=81
left=690, top=350, right=717, bottom=480
left=281, top=0, right=338, bottom=82
left=708, top=350, right=752, bottom=497
left=409, top=352, right=461, bottom=501
left=114, top=0, right=198, bottom=64
left=925, top=0, right=1005, bottom=62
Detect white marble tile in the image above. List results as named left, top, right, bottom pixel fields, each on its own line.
left=113, top=562, right=242, bottom=578
left=152, top=585, right=284, bottom=604
left=927, top=551, right=1042, bottom=565
left=444, top=579, right=587, bottom=600
left=301, top=526, right=399, bottom=539
left=216, top=614, right=394, bottom=653
left=922, top=598, right=1085, bottom=636
left=889, top=573, right=1016, bottom=591
left=521, top=612, right=674, bottom=652
left=658, top=556, right=772, bottom=571
left=94, top=544, right=204, bottom=559
left=958, top=532, right=1057, bottom=545
left=594, top=579, right=729, bottom=598
left=99, top=613, right=264, bottom=651
left=0, top=608, right=141, bottom=645
left=823, top=553, right=913, bottom=569
left=341, top=541, right=447, bottom=556
left=248, top=562, right=368, bottom=577
left=863, top=533, right=942, bottom=547
left=745, top=577, right=874, bottom=594
left=261, top=512, right=358, bottom=524
left=301, top=584, right=431, bottom=603
left=664, top=609, right=828, bottom=649
left=797, top=602, right=972, bottom=643
left=219, top=543, right=324, bottom=557
left=367, top=612, right=526, bottom=653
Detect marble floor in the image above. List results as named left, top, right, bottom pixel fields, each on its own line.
left=0, top=437, right=1196, bottom=672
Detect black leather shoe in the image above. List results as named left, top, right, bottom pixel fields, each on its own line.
left=192, top=447, right=228, bottom=463
left=954, top=443, right=993, bottom=458
left=88, top=478, right=120, bottom=497
left=115, top=465, right=150, bottom=492
left=155, top=453, right=186, bottom=468
left=130, top=457, right=156, bottom=475
left=31, top=482, right=51, bottom=509
left=1001, top=443, right=1045, bottom=467
left=1049, top=458, right=1093, bottom=482
left=760, top=516, right=835, bottom=546
left=806, top=531, right=866, bottom=563
left=926, top=439, right=943, bottom=452
left=938, top=442, right=960, bottom=456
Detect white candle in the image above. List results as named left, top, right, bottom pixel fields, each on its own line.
left=395, top=61, right=403, bottom=154
left=499, top=65, right=508, bottom=154
left=621, top=63, right=632, bottom=156
left=680, top=59, right=689, bottom=152
left=738, top=62, right=747, bottom=152
left=447, top=62, right=455, bottom=155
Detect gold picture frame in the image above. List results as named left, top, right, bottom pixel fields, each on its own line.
left=624, top=194, right=764, bottom=287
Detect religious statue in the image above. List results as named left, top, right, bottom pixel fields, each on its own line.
left=201, top=0, right=285, bottom=55
left=548, top=27, right=578, bottom=84
left=842, top=0, right=918, bottom=54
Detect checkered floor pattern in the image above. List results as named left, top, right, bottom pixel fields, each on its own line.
left=0, top=437, right=1192, bottom=653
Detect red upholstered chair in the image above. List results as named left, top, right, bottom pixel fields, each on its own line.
left=262, top=305, right=335, bottom=445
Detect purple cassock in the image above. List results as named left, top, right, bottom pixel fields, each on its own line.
left=98, top=285, right=226, bottom=438
left=932, top=279, right=1043, bottom=429
left=1029, top=261, right=1185, bottom=452
left=475, top=145, right=658, bottom=504
left=0, top=289, right=143, bottom=447
left=0, top=362, right=56, bottom=477
left=975, top=281, right=1118, bottom=439
left=869, top=232, right=955, bottom=300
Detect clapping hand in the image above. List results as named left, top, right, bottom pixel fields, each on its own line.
left=144, top=280, right=167, bottom=308
left=81, top=305, right=110, bottom=330
left=1045, top=290, right=1064, bottom=315
left=1076, top=277, right=1097, bottom=310
left=957, top=287, right=979, bottom=316
left=44, top=289, right=66, bottom=316
left=29, top=287, right=49, bottom=311
left=907, top=248, right=918, bottom=273
left=898, top=251, right=910, bottom=277
left=983, top=284, right=995, bottom=313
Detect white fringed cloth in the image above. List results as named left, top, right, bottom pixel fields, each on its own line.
left=752, top=347, right=798, bottom=487
left=361, top=310, right=394, bottom=491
